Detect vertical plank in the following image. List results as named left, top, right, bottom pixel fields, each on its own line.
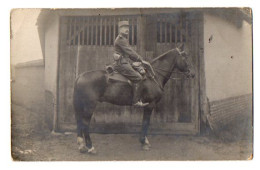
left=198, top=12, right=205, bottom=132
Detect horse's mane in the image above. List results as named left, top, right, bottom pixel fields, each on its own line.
left=150, top=48, right=176, bottom=64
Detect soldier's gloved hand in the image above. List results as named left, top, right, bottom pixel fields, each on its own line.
left=141, top=60, right=150, bottom=65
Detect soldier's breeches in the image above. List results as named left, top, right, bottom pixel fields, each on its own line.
left=114, top=63, right=142, bottom=83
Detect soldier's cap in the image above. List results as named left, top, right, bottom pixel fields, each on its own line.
left=118, top=21, right=129, bottom=28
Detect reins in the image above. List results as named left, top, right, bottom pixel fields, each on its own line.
left=149, top=48, right=191, bottom=81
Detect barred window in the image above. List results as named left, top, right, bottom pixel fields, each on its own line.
left=66, top=16, right=137, bottom=46
left=157, top=14, right=191, bottom=44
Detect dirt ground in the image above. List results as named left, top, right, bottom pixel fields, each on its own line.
left=11, top=104, right=252, bottom=161
left=11, top=130, right=252, bottom=161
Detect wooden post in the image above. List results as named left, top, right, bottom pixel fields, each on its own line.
left=197, top=12, right=206, bottom=134
left=137, top=15, right=146, bottom=58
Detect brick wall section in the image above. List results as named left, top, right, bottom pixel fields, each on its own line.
left=207, top=94, right=252, bottom=141
left=11, top=59, right=49, bottom=133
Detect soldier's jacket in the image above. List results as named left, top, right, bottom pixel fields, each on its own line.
left=114, top=33, right=142, bottom=64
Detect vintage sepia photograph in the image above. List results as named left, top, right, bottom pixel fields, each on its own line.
left=10, top=8, right=253, bottom=161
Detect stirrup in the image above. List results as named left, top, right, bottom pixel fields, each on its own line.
left=133, top=101, right=149, bottom=107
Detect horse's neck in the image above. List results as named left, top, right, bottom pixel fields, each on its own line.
left=151, top=50, right=177, bottom=87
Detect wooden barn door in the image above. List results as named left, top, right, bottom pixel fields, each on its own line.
left=58, top=13, right=202, bottom=135
left=146, top=13, right=201, bottom=134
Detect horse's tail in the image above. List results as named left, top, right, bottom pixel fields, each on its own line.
left=73, top=77, right=84, bottom=118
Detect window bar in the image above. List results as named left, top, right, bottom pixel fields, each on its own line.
left=175, top=24, right=178, bottom=44
left=73, top=18, right=77, bottom=45
left=113, top=17, right=116, bottom=42
left=185, top=19, right=188, bottom=42
left=68, top=18, right=72, bottom=46
left=180, top=17, right=183, bottom=43
left=100, top=18, right=102, bottom=46
left=170, top=21, right=172, bottom=43
left=131, top=18, right=134, bottom=45
left=107, top=18, right=110, bottom=45
left=117, top=17, right=120, bottom=36
left=134, top=21, right=137, bottom=45
left=95, top=17, right=98, bottom=46
left=127, top=17, right=130, bottom=44
left=104, top=18, right=107, bottom=46
left=85, top=17, right=89, bottom=45
left=78, top=18, right=82, bottom=45
left=82, top=17, right=85, bottom=45
left=164, top=18, right=167, bottom=43
left=90, top=17, right=94, bottom=45
left=160, top=19, right=162, bottom=43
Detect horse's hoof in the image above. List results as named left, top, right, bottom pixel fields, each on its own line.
left=142, top=144, right=150, bottom=151
left=79, top=145, right=88, bottom=153
left=87, top=147, right=97, bottom=154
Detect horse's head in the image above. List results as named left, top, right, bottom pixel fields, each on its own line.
left=175, top=47, right=195, bottom=79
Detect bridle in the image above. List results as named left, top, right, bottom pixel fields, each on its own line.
left=153, top=67, right=189, bottom=80
left=152, top=48, right=192, bottom=81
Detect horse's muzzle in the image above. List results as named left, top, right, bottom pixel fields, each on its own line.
left=185, top=70, right=195, bottom=79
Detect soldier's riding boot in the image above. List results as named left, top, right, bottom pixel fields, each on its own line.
left=132, top=83, right=149, bottom=107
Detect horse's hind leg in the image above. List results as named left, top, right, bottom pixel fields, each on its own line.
left=81, top=102, right=96, bottom=153
left=74, top=90, right=97, bottom=153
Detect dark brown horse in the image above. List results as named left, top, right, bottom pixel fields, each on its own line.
left=73, top=47, right=195, bottom=153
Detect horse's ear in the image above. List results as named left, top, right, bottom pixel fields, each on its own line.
left=177, top=43, right=184, bottom=51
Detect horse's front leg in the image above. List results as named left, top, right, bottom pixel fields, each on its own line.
left=140, top=106, right=153, bottom=150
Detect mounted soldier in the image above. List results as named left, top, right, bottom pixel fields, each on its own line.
left=113, top=21, right=149, bottom=107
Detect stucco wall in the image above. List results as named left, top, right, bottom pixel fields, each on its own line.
left=11, top=60, right=48, bottom=133
left=44, top=14, right=60, bottom=98
left=203, top=14, right=252, bottom=101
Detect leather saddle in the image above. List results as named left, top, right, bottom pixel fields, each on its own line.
left=105, top=62, right=146, bottom=85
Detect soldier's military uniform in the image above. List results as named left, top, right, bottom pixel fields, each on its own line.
left=113, top=33, right=143, bottom=83
left=113, top=21, right=148, bottom=106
